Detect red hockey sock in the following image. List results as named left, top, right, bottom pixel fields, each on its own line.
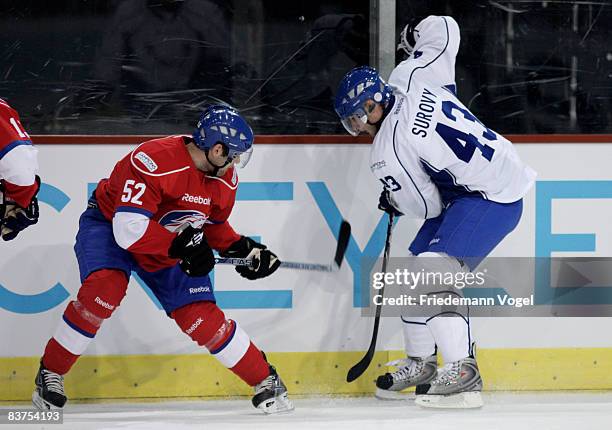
left=173, top=302, right=271, bottom=387
left=229, top=342, right=271, bottom=386
left=41, top=269, right=128, bottom=376
left=42, top=338, right=79, bottom=375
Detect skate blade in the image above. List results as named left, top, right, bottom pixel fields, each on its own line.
left=415, top=391, right=483, bottom=409
left=256, top=393, right=295, bottom=415
left=375, top=387, right=415, bottom=401
left=32, top=390, right=58, bottom=411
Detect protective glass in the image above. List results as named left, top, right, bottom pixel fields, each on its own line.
left=340, top=108, right=368, bottom=136
left=230, top=146, right=253, bottom=168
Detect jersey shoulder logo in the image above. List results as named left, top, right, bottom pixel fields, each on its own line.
left=393, top=96, right=405, bottom=115
left=134, top=151, right=158, bottom=172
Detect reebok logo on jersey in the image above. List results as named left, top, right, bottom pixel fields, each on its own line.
left=135, top=152, right=158, bottom=172
left=185, top=317, right=203, bottom=335
left=429, top=237, right=441, bottom=245
left=94, top=296, right=115, bottom=310
left=394, top=97, right=405, bottom=114
left=189, top=286, right=211, bottom=294
left=182, top=193, right=211, bottom=205
left=370, top=160, right=386, bottom=171
left=413, top=50, right=423, bottom=59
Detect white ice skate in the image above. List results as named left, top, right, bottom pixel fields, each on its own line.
left=375, top=355, right=437, bottom=400
left=415, top=357, right=483, bottom=409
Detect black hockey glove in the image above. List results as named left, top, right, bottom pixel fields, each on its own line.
left=220, top=236, right=281, bottom=280
left=397, top=16, right=424, bottom=59
left=168, top=225, right=215, bottom=277
left=1, top=176, right=41, bottom=241
left=378, top=188, right=403, bottom=217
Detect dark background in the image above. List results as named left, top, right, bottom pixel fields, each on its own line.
left=0, top=0, right=610, bottom=135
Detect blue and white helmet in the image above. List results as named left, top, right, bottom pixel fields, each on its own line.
left=334, top=66, right=392, bottom=136
left=193, top=105, right=254, bottom=168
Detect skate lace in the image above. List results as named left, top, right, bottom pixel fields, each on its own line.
left=386, top=358, right=423, bottom=382
left=255, top=373, right=277, bottom=394
left=42, top=370, right=65, bottom=395
left=432, top=361, right=461, bottom=386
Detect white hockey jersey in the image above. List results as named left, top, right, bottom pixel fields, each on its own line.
left=389, top=15, right=460, bottom=96
left=370, top=16, right=536, bottom=219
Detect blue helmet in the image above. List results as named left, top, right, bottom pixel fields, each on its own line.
left=334, top=66, right=392, bottom=136
left=193, top=105, right=254, bottom=167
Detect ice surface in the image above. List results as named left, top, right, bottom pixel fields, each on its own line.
left=2, top=392, right=612, bottom=430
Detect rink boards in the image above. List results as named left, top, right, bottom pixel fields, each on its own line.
left=1, top=135, right=612, bottom=400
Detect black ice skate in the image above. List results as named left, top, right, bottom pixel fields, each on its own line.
left=32, top=362, right=67, bottom=410
left=252, top=365, right=294, bottom=414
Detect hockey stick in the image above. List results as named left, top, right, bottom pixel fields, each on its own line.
left=215, top=220, right=351, bottom=272
left=0, top=186, right=4, bottom=221
left=0, top=185, right=6, bottom=231
left=346, top=213, right=395, bottom=382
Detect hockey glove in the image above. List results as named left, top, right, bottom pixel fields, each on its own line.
left=378, top=188, right=403, bottom=217
left=221, top=236, right=281, bottom=280
left=1, top=177, right=41, bottom=241
left=397, top=16, right=423, bottom=58
left=168, top=225, right=215, bottom=277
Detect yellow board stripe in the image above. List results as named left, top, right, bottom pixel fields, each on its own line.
left=2, top=348, right=612, bottom=401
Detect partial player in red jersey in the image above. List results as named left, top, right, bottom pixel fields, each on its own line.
left=0, top=99, right=40, bottom=241
left=33, top=105, right=293, bottom=414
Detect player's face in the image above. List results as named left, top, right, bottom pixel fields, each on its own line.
left=206, top=143, right=229, bottom=168
left=205, top=143, right=243, bottom=176
left=363, top=100, right=383, bottom=124
left=216, top=155, right=240, bottom=176
left=342, top=100, right=382, bottom=137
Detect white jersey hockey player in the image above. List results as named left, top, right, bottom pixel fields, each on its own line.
left=334, top=15, right=536, bottom=408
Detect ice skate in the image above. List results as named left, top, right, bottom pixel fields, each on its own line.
left=252, top=365, right=294, bottom=414
left=32, top=362, right=67, bottom=410
left=375, top=355, right=437, bottom=400
left=415, top=357, right=483, bottom=409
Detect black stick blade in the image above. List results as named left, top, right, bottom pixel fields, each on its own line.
left=334, top=220, right=351, bottom=268
left=346, top=351, right=374, bottom=383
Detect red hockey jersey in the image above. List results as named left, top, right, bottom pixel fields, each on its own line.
left=0, top=99, right=39, bottom=208
left=95, top=135, right=241, bottom=272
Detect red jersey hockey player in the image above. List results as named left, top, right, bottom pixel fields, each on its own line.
left=0, top=99, right=40, bottom=241
left=33, top=105, right=293, bottom=414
